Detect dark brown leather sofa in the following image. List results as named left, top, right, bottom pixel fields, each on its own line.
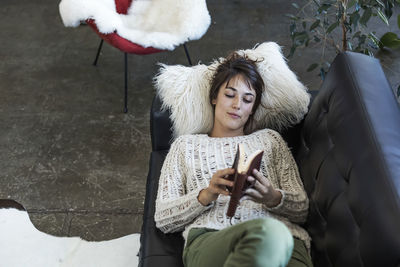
left=139, top=52, right=400, bottom=267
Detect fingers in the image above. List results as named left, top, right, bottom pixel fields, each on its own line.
left=253, top=180, right=264, bottom=194
left=217, top=188, right=231, bottom=196
left=245, top=188, right=263, bottom=200
left=208, top=184, right=231, bottom=197
left=247, top=175, right=265, bottom=193
left=214, top=177, right=234, bottom=188
left=216, top=168, right=235, bottom=177
left=208, top=169, right=235, bottom=198
left=245, top=171, right=279, bottom=206
left=211, top=168, right=235, bottom=187
left=252, top=169, right=270, bottom=187
left=206, top=183, right=231, bottom=197
left=247, top=176, right=256, bottom=186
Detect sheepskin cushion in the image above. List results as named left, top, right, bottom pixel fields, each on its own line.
left=59, top=0, right=211, bottom=51
left=155, top=42, right=310, bottom=137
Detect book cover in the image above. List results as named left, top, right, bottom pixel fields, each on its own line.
left=226, top=144, right=263, bottom=218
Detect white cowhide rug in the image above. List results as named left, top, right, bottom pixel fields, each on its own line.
left=0, top=208, right=140, bottom=267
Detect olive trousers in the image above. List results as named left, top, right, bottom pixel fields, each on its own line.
left=183, top=218, right=313, bottom=267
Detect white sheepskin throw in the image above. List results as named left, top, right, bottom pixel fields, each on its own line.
left=59, top=0, right=211, bottom=50
left=155, top=42, right=311, bottom=137
left=0, top=208, right=140, bottom=267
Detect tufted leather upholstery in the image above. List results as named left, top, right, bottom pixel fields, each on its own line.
left=297, top=52, right=400, bottom=267
left=139, top=52, right=400, bottom=267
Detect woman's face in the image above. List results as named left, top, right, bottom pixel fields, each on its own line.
left=211, top=74, right=256, bottom=137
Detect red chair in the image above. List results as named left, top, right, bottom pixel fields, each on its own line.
left=60, top=0, right=205, bottom=113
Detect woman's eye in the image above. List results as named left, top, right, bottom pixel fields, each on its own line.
left=225, top=94, right=234, bottom=98
left=243, top=98, right=253, bottom=104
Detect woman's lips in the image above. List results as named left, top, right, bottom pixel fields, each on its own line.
left=228, top=112, right=240, bottom=119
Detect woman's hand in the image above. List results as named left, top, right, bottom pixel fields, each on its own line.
left=242, top=169, right=282, bottom=208
left=198, top=168, right=235, bottom=206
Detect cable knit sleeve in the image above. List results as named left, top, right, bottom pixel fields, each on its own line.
left=264, top=130, right=309, bottom=224
left=154, top=136, right=213, bottom=233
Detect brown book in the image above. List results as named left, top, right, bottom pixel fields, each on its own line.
left=226, top=144, right=264, bottom=218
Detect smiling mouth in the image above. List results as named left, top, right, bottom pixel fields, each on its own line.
left=228, top=112, right=241, bottom=119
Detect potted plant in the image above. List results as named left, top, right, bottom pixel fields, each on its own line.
left=287, top=0, right=400, bottom=96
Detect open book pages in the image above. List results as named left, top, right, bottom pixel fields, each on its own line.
left=237, top=143, right=263, bottom=174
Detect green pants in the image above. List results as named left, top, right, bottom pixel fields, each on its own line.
left=183, top=218, right=313, bottom=267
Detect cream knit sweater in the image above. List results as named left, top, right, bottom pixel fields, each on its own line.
left=155, top=129, right=311, bottom=248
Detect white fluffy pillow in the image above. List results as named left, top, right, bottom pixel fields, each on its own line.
left=154, top=42, right=310, bottom=137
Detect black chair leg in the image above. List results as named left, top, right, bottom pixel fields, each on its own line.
left=93, top=39, right=128, bottom=113
left=124, top=52, right=128, bottom=113
left=93, top=39, right=104, bottom=66
left=183, top=44, right=193, bottom=66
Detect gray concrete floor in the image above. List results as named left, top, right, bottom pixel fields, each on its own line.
left=1, top=0, right=399, bottom=241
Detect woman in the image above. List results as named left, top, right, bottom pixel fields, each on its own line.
left=155, top=53, right=312, bottom=267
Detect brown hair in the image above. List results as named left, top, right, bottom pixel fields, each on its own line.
left=209, top=52, right=264, bottom=133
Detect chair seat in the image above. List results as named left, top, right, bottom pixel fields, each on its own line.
left=59, top=0, right=211, bottom=51
left=86, top=19, right=162, bottom=55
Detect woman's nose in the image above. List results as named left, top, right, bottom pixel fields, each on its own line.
left=232, top=96, right=241, bottom=109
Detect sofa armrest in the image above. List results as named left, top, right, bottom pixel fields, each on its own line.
left=297, top=52, right=400, bottom=266
left=139, top=151, right=184, bottom=267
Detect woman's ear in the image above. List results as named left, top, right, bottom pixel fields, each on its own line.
left=211, top=99, right=217, bottom=105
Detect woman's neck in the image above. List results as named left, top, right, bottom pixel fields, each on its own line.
left=209, top=127, right=244, bottom=138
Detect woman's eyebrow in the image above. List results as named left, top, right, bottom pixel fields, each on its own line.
left=226, top=87, right=255, bottom=97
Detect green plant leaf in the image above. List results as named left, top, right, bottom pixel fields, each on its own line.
left=348, top=0, right=356, bottom=8
left=338, top=4, right=344, bottom=20
left=307, top=63, right=319, bottom=72
left=368, top=32, right=381, bottom=48
left=352, top=31, right=362, bottom=39
left=377, top=8, right=389, bottom=25
left=293, top=31, right=310, bottom=46
left=290, top=22, right=296, bottom=35
left=355, top=2, right=360, bottom=12
left=312, top=0, right=321, bottom=8
left=375, top=0, right=385, bottom=8
left=318, top=3, right=331, bottom=13
left=348, top=41, right=353, bottom=50
left=326, top=21, right=340, bottom=34
left=292, top=3, right=300, bottom=9
left=398, top=14, right=400, bottom=29
left=288, top=46, right=297, bottom=58
left=285, top=13, right=299, bottom=20
left=350, top=12, right=360, bottom=29
left=384, top=1, right=393, bottom=18
left=360, top=8, right=372, bottom=26
left=310, top=20, right=320, bottom=31
left=344, top=22, right=353, bottom=33
left=357, top=34, right=367, bottom=46
left=379, top=32, right=400, bottom=49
